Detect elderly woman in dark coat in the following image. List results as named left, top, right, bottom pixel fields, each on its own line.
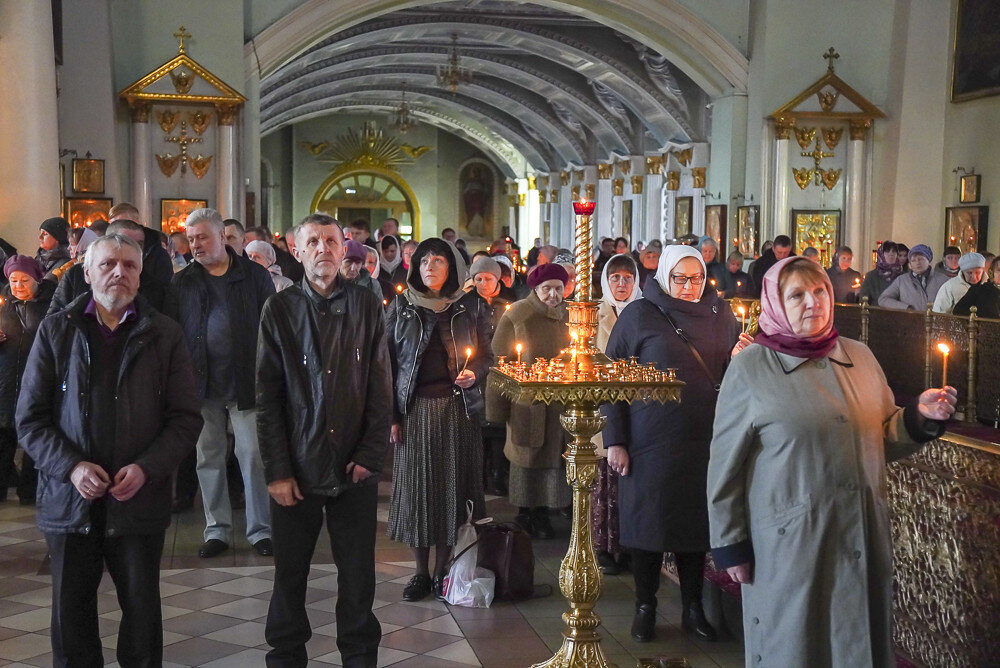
left=487, top=263, right=572, bottom=538
left=602, top=245, right=750, bottom=643
left=0, top=256, right=55, bottom=503
left=385, top=238, right=493, bottom=602
left=708, top=257, right=955, bottom=667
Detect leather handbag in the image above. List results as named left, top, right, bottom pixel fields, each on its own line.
left=475, top=522, right=535, bottom=601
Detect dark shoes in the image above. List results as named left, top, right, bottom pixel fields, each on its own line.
left=514, top=511, right=534, bottom=534
left=253, top=538, right=273, bottom=557
left=631, top=603, right=657, bottom=642
left=681, top=602, right=718, bottom=642
left=598, top=551, right=622, bottom=575
left=402, top=574, right=433, bottom=601
left=531, top=508, right=555, bottom=539
left=432, top=574, right=447, bottom=601
left=198, top=539, right=229, bottom=558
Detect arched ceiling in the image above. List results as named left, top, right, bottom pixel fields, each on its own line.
left=257, top=0, right=718, bottom=175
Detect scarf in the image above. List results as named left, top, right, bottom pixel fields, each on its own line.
left=754, top=257, right=839, bottom=359
left=379, top=235, right=402, bottom=275
left=600, top=253, right=641, bottom=315
left=404, top=239, right=468, bottom=313
left=874, top=241, right=901, bottom=280
left=366, top=247, right=381, bottom=280
left=654, top=244, right=707, bottom=300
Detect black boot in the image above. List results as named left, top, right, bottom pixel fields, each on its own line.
left=681, top=601, right=718, bottom=642
left=530, top=507, right=555, bottom=539
left=514, top=507, right=534, bottom=535
left=630, top=603, right=656, bottom=642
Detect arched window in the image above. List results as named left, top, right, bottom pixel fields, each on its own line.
left=311, top=168, right=420, bottom=240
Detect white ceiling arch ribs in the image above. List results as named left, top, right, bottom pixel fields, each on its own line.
left=262, top=87, right=557, bottom=172
left=266, top=16, right=696, bottom=143
left=262, top=76, right=586, bottom=165
left=258, top=47, right=636, bottom=154
left=247, top=0, right=748, bottom=98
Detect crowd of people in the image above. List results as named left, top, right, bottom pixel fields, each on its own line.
left=0, top=208, right=964, bottom=666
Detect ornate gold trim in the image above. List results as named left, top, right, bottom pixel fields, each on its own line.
left=573, top=169, right=584, bottom=183
left=793, top=167, right=814, bottom=190
left=550, top=189, right=559, bottom=203
left=631, top=175, right=644, bottom=195
left=819, top=168, right=841, bottom=190
left=518, top=193, right=526, bottom=207
left=617, top=160, right=631, bottom=176
left=691, top=167, right=706, bottom=189
left=584, top=184, right=595, bottom=200
left=571, top=185, right=581, bottom=201
left=666, top=171, right=680, bottom=191
left=310, top=164, right=422, bottom=239
left=190, top=111, right=210, bottom=135
left=849, top=118, right=872, bottom=140
left=560, top=170, right=570, bottom=186
left=794, top=126, right=816, bottom=150
left=672, top=147, right=693, bottom=167
left=611, top=178, right=624, bottom=196
left=645, top=155, right=664, bottom=175
left=539, top=190, right=547, bottom=204
left=822, top=126, right=844, bottom=150
left=130, top=101, right=151, bottom=123
left=216, top=104, right=238, bottom=126
left=508, top=194, right=518, bottom=208
left=775, top=119, right=796, bottom=140
left=596, top=163, right=613, bottom=180
left=156, top=153, right=179, bottom=177
left=527, top=175, right=537, bottom=190
left=768, top=55, right=885, bottom=122
left=157, top=110, right=179, bottom=134
left=538, top=174, right=549, bottom=189
left=190, top=155, right=212, bottom=180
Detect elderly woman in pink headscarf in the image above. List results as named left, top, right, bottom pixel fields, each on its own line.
left=707, top=256, right=956, bottom=667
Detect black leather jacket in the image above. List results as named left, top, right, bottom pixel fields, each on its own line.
left=256, top=279, right=392, bottom=494
left=0, top=281, right=55, bottom=428
left=385, top=290, right=494, bottom=421
left=16, top=295, right=202, bottom=536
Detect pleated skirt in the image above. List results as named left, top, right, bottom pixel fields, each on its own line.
left=388, top=395, right=485, bottom=548
left=508, top=464, right=571, bottom=509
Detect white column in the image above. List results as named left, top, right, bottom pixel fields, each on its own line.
left=560, top=176, right=573, bottom=249
left=692, top=167, right=706, bottom=238
left=505, top=180, right=518, bottom=240
left=772, top=124, right=792, bottom=241
left=596, top=176, right=613, bottom=242
left=663, top=183, right=677, bottom=241
left=130, top=104, right=153, bottom=225
left=216, top=106, right=238, bottom=220
left=645, top=159, right=665, bottom=242
left=846, top=123, right=867, bottom=268
left=0, top=0, right=60, bottom=251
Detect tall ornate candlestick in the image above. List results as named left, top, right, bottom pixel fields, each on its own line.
left=490, top=198, right=684, bottom=668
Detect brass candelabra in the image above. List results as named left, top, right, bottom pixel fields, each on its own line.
left=489, top=200, right=684, bottom=668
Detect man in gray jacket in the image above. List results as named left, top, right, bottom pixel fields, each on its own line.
left=878, top=244, right=948, bottom=310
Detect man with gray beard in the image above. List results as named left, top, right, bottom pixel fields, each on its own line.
left=17, top=234, right=202, bottom=666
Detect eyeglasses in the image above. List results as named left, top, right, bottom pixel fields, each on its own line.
left=669, top=274, right=706, bottom=286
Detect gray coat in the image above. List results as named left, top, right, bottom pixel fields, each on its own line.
left=877, top=270, right=947, bottom=310
left=707, top=339, right=942, bottom=667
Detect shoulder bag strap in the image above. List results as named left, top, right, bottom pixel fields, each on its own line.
left=656, top=306, right=722, bottom=392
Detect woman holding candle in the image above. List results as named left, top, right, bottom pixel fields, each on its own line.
left=0, top=255, right=55, bottom=504
left=487, top=263, right=572, bottom=538
left=592, top=254, right=642, bottom=574
left=385, top=238, right=493, bottom=601
left=602, top=245, right=751, bottom=643
left=708, top=257, right=956, bottom=667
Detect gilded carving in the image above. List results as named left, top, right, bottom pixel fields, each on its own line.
left=155, top=153, right=180, bottom=177
left=169, top=66, right=194, bottom=95
left=190, top=155, right=212, bottom=180
left=398, top=144, right=432, bottom=160
left=611, top=178, right=624, bottom=196
left=130, top=101, right=151, bottom=123
left=518, top=193, right=526, bottom=207
left=774, top=118, right=795, bottom=140
left=571, top=185, right=581, bottom=201
left=539, top=190, right=547, bottom=204
left=550, top=189, right=559, bottom=203
left=538, top=174, right=549, bottom=189
left=527, top=176, right=537, bottom=190
left=672, top=147, right=692, bottom=167
left=508, top=194, right=518, bottom=208
left=573, top=169, right=584, bottom=183
left=849, top=119, right=872, bottom=140
left=560, top=170, right=570, bottom=186
left=822, top=126, right=844, bottom=150
left=691, top=167, right=706, bottom=190
left=617, top=160, right=631, bottom=176
left=645, top=155, right=664, bottom=175
left=631, top=175, right=644, bottom=195
left=215, top=104, right=238, bottom=126
left=666, top=170, right=680, bottom=191
left=817, top=87, right=840, bottom=112
left=157, top=110, right=179, bottom=135
left=190, top=110, right=210, bottom=135
left=793, top=167, right=814, bottom=190
left=596, top=163, right=613, bottom=180
left=584, top=184, right=595, bottom=200
left=794, top=126, right=816, bottom=150
left=820, top=168, right=842, bottom=190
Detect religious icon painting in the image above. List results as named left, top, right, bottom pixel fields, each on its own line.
left=674, top=196, right=693, bottom=237
left=737, top=205, right=760, bottom=257
left=704, top=204, right=727, bottom=249
left=72, top=158, right=105, bottom=193
left=944, top=205, right=988, bottom=254
left=66, top=197, right=112, bottom=228
left=791, top=209, right=841, bottom=262
left=161, top=198, right=208, bottom=234
left=458, top=161, right=494, bottom=242
left=960, top=174, right=981, bottom=203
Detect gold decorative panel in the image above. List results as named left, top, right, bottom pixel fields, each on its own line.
left=792, top=209, right=840, bottom=259
left=793, top=126, right=816, bottom=150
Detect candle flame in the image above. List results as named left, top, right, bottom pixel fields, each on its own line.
left=466, top=347, right=473, bottom=358
left=937, top=342, right=950, bottom=355
left=505, top=304, right=511, bottom=311
left=710, top=279, right=716, bottom=286
left=738, top=306, right=746, bottom=316
left=395, top=284, right=404, bottom=293
left=515, top=343, right=523, bottom=354
left=382, top=299, right=387, bottom=306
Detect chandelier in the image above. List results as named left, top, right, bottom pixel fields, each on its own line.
left=391, top=85, right=414, bottom=134
left=436, top=33, right=473, bottom=92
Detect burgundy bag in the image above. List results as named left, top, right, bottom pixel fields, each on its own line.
left=476, top=522, right=535, bottom=601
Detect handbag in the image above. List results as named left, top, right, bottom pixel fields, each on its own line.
left=475, top=522, right=536, bottom=601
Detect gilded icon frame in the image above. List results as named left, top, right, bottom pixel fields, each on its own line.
left=960, top=174, right=981, bottom=203
left=72, top=158, right=105, bottom=193
left=161, top=198, right=208, bottom=234
left=66, top=197, right=112, bottom=228
left=944, top=205, right=988, bottom=254
left=737, top=205, right=760, bottom=257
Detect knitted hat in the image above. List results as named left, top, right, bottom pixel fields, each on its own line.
left=3, top=254, right=44, bottom=282
left=39, top=217, right=70, bottom=245
left=344, top=240, right=367, bottom=262
left=958, top=252, right=986, bottom=271
left=526, top=262, right=569, bottom=288
left=468, top=255, right=501, bottom=280
left=908, top=244, right=933, bottom=262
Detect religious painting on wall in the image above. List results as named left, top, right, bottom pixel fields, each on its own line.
left=161, top=198, right=208, bottom=234
left=737, top=205, right=760, bottom=257
left=944, top=206, right=988, bottom=253
left=674, top=196, right=693, bottom=237
left=960, top=174, right=981, bottom=203
left=458, top=162, right=494, bottom=242
left=72, top=158, right=104, bottom=193
left=791, top=209, right=841, bottom=266
left=704, top=204, right=727, bottom=249
left=621, top=199, right=632, bottom=242
left=952, top=0, right=1000, bottom=101
left=66, top=197, right=112, bottom=228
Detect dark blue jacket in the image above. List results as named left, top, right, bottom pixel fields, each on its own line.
left=0, top=281, right=55, bottom=428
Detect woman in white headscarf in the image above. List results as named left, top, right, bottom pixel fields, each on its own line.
left=378, top=235, right=402, bottom=300
left=592, top=252, right=643, bottom=575
left=601, top=245, right=750, bottom=644
left=246, top=240, right=294, bottom=292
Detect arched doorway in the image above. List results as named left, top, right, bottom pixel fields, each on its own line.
left=310, top=167, right=420, bottom=240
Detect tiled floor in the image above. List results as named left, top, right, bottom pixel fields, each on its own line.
left=0, top=484, right=744, bottom=666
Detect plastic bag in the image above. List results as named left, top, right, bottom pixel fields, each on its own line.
left=443, top=501, right=495, bottom=608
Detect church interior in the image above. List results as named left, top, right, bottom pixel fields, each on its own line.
left=1, top=1, right=999, bottom=666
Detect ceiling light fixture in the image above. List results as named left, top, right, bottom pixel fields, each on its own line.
left=436, top=33, right=473, bottom=92
left=391, top=84, right=414, bottom=134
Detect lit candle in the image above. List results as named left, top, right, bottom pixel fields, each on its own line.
left=515, top=343, right=523, bottom=365
left=395, top=284, right=404, bottom=293
left=382, top=299, right=387, bottom=306
left=505, top=303, right=512, bottom=311
left=460, top=346, right=473, bottom=374
left=937, top=342, right=950, bottom=387
left=738, top=306, right=747, bottom=334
